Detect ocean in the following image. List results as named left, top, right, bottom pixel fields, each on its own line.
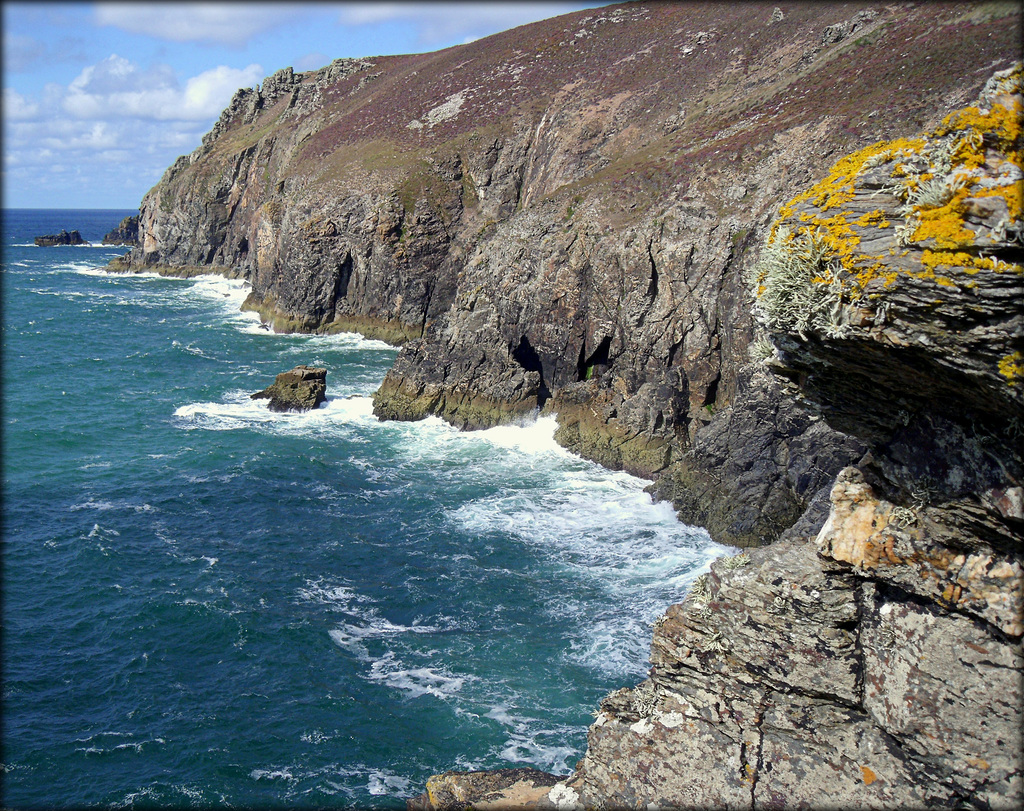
left=1, top=208, right=728, bottom=809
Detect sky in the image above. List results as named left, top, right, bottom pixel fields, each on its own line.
left=2, top=1, right=612, bottom=209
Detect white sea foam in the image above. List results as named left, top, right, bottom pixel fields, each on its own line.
left=475, top=415, right=568, bottom=456
left=173, top=391, right=377, bottom=434
left=367, top=652, right=472, bottom=699
left=250, top=768, right=295, bottom=781
left=72, top=498, right=153, bottom=514
left=297, top=579, right=361, bottom=608
left=483, top=704, right=582, bottom=773
left=366, top=770, right=413, bottom=796
left=420, top=412, right=730, bottom=679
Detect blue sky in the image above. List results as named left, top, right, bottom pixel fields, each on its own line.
left=3, top=1, right=611, bottom=209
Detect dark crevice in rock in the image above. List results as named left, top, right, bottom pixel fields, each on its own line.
left=512, top=334, right=551, bottom=407
left=334, top=253, right=353, bottom=308
left=577, top=335, right=612, bottom=382
left=645, top=239, right=659, bottom=301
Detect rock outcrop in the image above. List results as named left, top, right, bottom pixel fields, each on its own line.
left=102, top=215, right=139, bottom=246
left=407, top=768, right=563, bottom=811
left=107, top=2, right=1022, bottom=807
left=35, top=229, right=87, bottom=246
left=250, top=365, right=327, bottom=411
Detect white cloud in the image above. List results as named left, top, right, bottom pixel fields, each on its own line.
left=3, top=88, right=40, bottom=120
left=4, top=53, right=263, bottom=207
left=61, top=54, right=263, bottom=121
left=93, top=2, right=297, bottom=47
left=337, top=2, right=589, bottom=47
left=182, top=64, right=264, bottom=118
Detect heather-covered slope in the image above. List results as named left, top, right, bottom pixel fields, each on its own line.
left=112, top=0, right=1021, bottom=547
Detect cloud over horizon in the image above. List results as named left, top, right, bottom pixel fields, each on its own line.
left=4, top=52, right=263, bottom=207
left=61, top=55, right=263, bottom=121
left=93, top=2, right=298, bottom=48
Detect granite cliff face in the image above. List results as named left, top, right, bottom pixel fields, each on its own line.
left=108, top=1, right=1022, bottom=806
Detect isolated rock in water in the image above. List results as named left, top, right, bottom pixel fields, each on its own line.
left=34, top=229, right=87, bottom=246
left=251, top=365, right=327, bottom=412
left=102, top=215, right=139, bottom=245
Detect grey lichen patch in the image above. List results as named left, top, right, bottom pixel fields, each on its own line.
left=702, top=630, right=729, bottom=654
left=631, top=681, right=658, bottom=718
left=748, top=224, right=845, bottom=340
left=720, top=551, right=753, bottom=570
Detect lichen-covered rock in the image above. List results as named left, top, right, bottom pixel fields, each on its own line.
left=749, top=63, right=1023, bottom=443
left=818, top=467, right=1023, bottom=636
left=250, top=365, right=327, bottom=412
left=100, top=3, right=1024, bottom=806
left=407, top=768, right=569, bottom=811
left=109, top=2, right=1021, bottom=548
left=559, top=63, right=1023, bottom=811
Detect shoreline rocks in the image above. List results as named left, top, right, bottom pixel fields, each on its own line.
left=250, top=365, right=327, bottom=412
left=102, top=215, right=139, bottom=246
left=34, top=229, right=87, bottom=246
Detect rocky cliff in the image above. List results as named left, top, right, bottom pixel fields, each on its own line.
left=108, top=1, right=1022, bottom=806
left=410, top=62, right=1024, bottom=810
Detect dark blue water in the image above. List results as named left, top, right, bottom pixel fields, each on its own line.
left=2, top=209, right=727, bottom=808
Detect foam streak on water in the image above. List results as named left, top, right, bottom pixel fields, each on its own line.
left=1, top=209, right=728, bottom=809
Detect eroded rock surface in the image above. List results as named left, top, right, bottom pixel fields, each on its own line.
left=559, top=63, right=1024, bottom=810
left=102, top=215, right=139, bottom=246
left=250, top=365, right=327, bottom=412
left=109, top=1, right=1021, bottom=546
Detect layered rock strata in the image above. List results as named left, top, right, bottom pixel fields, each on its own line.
left=423, top=63, right=1022, bottom=811
left=102, top=215, right=139, bottom=246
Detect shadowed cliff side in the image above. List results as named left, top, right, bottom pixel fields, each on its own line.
left=109, top=1, right=1022, bottom=548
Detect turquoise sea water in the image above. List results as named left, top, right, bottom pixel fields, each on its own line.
left=2, top=209, right=727, bottom=808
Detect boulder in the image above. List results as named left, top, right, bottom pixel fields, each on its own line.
left=34, top=229, right=87, bottom=246
left=250, top=365, right=327, bottom=412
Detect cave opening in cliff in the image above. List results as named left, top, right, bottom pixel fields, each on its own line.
left=334, top=254, right=353, bottom=303
left=577, top=336, right=613, bottom=382
left=512, top=334, right=551, bottom=407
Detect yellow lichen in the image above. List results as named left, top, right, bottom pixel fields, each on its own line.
left=970, top=183, right=1023, bottom=221
left=920, top=249, right=1021, bottom=275
left=856, top=209, right=891, bottom=229
left=999, top=351, right=1024, bottom=385
left=936, top=100, right=1023, bottom=152
left=910, top=185, right=976, bottom=248
left=759, top=81, right=1022, bottom=326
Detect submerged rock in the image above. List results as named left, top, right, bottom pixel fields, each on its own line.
left=250, top=365, right=327, bottom=412
left=34, top=229, right=87, bottom=246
